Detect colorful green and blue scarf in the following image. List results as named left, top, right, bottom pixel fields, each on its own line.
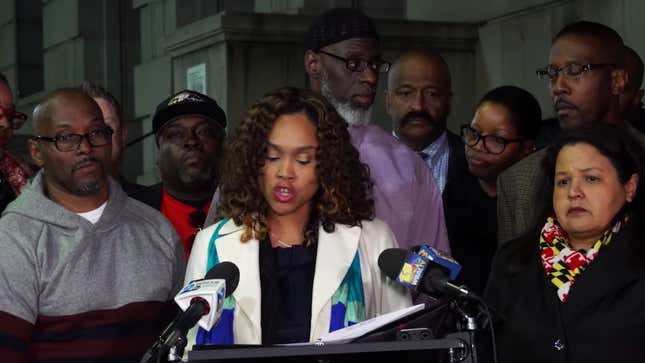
left=196, top=219, right=366, bottom=344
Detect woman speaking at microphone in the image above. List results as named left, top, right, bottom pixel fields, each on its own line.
left=485, top=124, right=645, bottom=362
left=184, top=87, right=411, bottom=345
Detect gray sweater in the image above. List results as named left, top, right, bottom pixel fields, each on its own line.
left=0, top=171, right=185, bottom=324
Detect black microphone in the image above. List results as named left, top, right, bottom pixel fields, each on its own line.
left=380, top=248, right=502, bottom=363
left=200, top=261, right=240, bottom=296
left=140, top=262, right=240, bottom=363
left=378, top=247, right=474, bottom=300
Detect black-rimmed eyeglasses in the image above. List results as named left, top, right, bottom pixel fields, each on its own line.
left=33, top=126, right=113, bottom=152
left=460, top=125, right=523, bottom=155
left=318, top=50, right=391, bottom=74
left=536, top=63, right=615, bottom=80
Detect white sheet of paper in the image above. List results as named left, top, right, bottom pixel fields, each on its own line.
left=280, top=303, right=426, bottom=346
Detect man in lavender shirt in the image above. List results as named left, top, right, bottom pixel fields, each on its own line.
left=302, top=7, right=450, bottom=253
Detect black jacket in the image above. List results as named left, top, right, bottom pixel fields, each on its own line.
left=131, top=183, right=163, bottom=210
left=485, top=228, right=645, bottom=363
left=442, top=130, right=469, bottom=204
left=0, top=171, right=16, bottom=214
left=442, top=131, right=497, bottom=295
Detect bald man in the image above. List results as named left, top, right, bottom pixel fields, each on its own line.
left=386, top=50, right=504, bottom=294
left=385, top=49, right=461, bottom=194
left=0, top=88, right=185, bottom=362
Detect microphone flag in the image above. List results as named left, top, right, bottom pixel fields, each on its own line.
left=174, top=279, right=226, bottom=331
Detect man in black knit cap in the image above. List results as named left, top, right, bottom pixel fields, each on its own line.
left=302, top=8, right=450, bottom=253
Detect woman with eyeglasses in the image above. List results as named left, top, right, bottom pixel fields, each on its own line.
left=0, top=73, right=33, bottom=214
left=183, top=87, right=411, bottom=347
left=462, top=86, right=541, bottom=197
left=444, top=85, right=541, bottom=295
left=485, top=124, right=645, bottom=362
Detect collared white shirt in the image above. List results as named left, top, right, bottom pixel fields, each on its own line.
left=419, top=131, right=450, bottom=193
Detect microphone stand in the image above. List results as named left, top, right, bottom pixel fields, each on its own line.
left=167, top=337, right=188, bottom=363
left=452, top=301, right=479, bottom=363
left=140, top=315, right=188, bottom=363
left=447, top=290, right=503, bottom=363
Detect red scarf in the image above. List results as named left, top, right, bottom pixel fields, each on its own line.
left=539, top=216, right=618, bottom=302
left=0, top=152, right=31, bottom=195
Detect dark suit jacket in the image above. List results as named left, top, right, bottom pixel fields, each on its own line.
left=442, top=131, right=469, bottom=204
left=631, top=107, right=645, bottom=134
left=535, top=117, right=561, bottom=149
left=0, top=170, right=17, bottom=214
left=119, top=178, right=145, bottom=196
left=442, top=131, right=497, bottom=295
left=131, top=183, right=163, bottom=211
left=485, top=228, right=645, bottom=363
left=496, top=148, right=545, bottom=245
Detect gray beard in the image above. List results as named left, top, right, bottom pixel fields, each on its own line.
left=75, top=180, right=104, bottom=195
left=60, top=173, right=106, bottom=196
left=320, top=73, right=373, bottom=127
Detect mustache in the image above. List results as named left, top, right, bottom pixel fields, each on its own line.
left=400, top=111, right=435, bottom=127
left=554, top=97, right=577, bottom=110
left=183, top=149, right=206, bottom=159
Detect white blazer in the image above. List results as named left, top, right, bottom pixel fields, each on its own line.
left=184, top=218, right=412, bottom=345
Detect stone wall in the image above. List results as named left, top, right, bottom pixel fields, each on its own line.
left=3, top=0, right=645, bottom=183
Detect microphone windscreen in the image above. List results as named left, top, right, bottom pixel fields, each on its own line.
left=377, top=248, right=408, bottom=280
left=204, top=261, right=240, bottom=297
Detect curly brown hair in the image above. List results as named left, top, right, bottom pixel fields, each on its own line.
left=216, top=87, right=374, bottom=245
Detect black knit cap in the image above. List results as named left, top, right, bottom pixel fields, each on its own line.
left=304, top=8, right=379, bottom=51
left=152, top=89, right=226, bottom=140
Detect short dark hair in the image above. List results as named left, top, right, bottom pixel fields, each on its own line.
left=545, top=124, right=644, bottom=254
left=543, top=124, right=641, bottom=197
left=477, top=85, right=542, bottom=141
left=510, top=124, right=645, bottom=270
left=554, top=21, right=625, bottom=66
left=78, top=80, right=123, bottom=125
left=0, top=73, right=8, bottom=87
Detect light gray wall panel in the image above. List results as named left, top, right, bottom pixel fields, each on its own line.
left=43, top=38, right=84, bottom=90
left=43, top=0, right=78, bottom=49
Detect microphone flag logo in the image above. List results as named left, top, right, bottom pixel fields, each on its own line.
left=175, top=279, right=226, bottom=330
left=396, top=248, right=431, bottom=288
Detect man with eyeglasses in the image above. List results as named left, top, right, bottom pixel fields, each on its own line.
left=0, top=73, right=34, bottom=213
left=0, top=88, right=185, bottom=361
left=497, top=21, right=645, bottom=245
left=303, top=8, right=450, bottom=254
left=133, top=89, right=226, bottom=260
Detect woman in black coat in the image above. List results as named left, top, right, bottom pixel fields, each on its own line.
left=485, top=124, right=645, bottom=363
